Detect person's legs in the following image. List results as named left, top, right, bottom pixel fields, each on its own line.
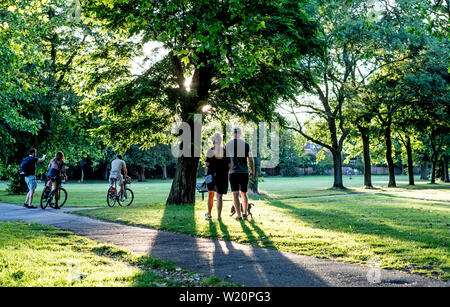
left=216, top=193, right=223, bottom=220
left=25, top=190, right=30, bottom=206
left=53, top=181, right=59, bottom=206
left=239, top=173, right=249, bottom=218
left=24, top=176, right=32, bottom=207
left=27, top=176, right=37, bottom=208
left=28, top=190, right=35, bottom=207
left=120, top=183, right=125, bottom=198
left=240, top=191, right=248, bottom=217
left=206, top=191, right=214, bottom=218
left=119, top=175, right=125, bottom=199
left=229, top=173, right=242, bottom=218
left=232, top=191, right=241, bottom=218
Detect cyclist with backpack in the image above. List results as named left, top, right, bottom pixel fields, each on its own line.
left=20, top=148, right=46, bottom=209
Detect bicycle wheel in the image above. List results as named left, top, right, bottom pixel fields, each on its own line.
left=118, top=188, right=134, bottom=207
left=40, top=189, right=53, bottom=210
left=58, top=188, right=68, bottom=208
left=107, top=188, right=116, bottom=207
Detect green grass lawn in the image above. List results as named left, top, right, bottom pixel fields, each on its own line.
left=0, top=221, right=233, bottom=287
left=1, top=175, right=449, bottom=280
left=1, top=174, right=445, bottom=207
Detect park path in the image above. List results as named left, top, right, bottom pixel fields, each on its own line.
left=0, top=202, right=448, bottom=287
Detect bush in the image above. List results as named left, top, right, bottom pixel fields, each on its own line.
left=299, top=154, right=315, bottom=168
left=313, top=152, right=333, bottom=175
left=280, top=159, right=300, bottom=177
left=4, top=165, right=28, bottom=194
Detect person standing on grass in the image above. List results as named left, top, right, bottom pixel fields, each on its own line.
left=225, top=127, right=255, bottom=220
left=205, top=133, right=230, bottom=220
left=21, top=148, right=46, bottom=209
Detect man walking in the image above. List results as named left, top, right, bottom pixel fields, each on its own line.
left=226, top=127, right=255, bottom=220
left=21, top=148, right=46, bottom=208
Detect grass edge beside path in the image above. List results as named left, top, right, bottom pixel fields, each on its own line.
left=0, top=221, right=237, bottom=287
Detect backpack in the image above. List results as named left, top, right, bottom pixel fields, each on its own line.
left=19, top=157, right=33, bottom=176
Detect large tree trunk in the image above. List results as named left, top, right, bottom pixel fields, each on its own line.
left=138, top=166, right=145, bottom=182
left=405, top=136, right=414, bottom=185
left=80, top=166, right=84, bottom=183
left=166, top=156, right=199, bottom=204
left=358, top=125, right=373, bottom=189
left=420, top=163, right=428, bottom=180
left=165, top=52, right=212, bottom=204
left=249, top=127, right=261, bottom=194
left=442, top=156, right=449, bottom=182
left=162, top=165, right=168, bottom=180
left=332, top=150, right=344, bottom=189
left=249, top=155, right=261, bottom=194
left=431, top=158, right=437, bottom=184
left=384, top=123, right=396, bottom=187
left=166, top=110, right=202, bottom=205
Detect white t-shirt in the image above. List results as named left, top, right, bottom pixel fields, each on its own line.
left=110, top=159, right=126, bottom=175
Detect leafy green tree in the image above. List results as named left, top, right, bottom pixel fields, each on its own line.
left=0, top=1, right=46, bottom=155
left=124, top=144, right=175, bottom=181
left=0, top=0, right=111, bottom=192
left=279, top=129, right=303, bottom=177
left=284, top=0, right=388, bottom=189
left=82, top=0, right=320, bottom=204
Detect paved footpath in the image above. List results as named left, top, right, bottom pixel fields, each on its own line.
left=0, top=203, right=448, bottom=287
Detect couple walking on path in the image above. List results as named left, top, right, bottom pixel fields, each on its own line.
left=20, top=148, right=67, bottom=209
left=204, top=127, right=255, bottom=221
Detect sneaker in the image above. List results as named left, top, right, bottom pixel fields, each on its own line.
left=24, top=203, right=29, bottom=208
left=28, top=205, right=38, bottom=209
left=204, top=212, right=212, bottom=219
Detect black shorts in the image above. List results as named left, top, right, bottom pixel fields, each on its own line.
left=229, top=173, right=249, bottom=193
left=207, top=177, right=228, bottom=195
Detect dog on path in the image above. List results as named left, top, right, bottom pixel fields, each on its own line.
left=230, top=203, right=254, bottom=219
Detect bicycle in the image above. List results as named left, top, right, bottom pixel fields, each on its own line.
left=40, top=176, right=67, bottom=210
left=107, top=176, right=134, bottom=207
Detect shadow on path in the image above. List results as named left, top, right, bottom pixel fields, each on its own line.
left=146, top=203, right=328, bottom=286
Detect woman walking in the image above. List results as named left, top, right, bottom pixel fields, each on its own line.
left=205, top=133, right=230, bottom=220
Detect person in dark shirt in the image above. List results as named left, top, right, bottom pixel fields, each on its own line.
left=225, top=127, right=255, bottom=220
left=23, top=148, right=46, bottom=208
left=205, top=133, right=230, bottom=220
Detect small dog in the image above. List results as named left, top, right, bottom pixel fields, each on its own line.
left=230, top=203, right=254, bottom=219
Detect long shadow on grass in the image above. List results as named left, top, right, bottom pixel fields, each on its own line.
left=268, top=198, right=450, bottom=249
left=145, top=203, right=328, bottom=286
left=375, top=193, right=450, bottom=207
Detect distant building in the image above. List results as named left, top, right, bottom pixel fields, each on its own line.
left=302, top=142, right=323, bottom=155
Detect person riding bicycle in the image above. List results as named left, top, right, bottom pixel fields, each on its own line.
left=109, top=154, right=128, bottom=201
left=45, top=151, right=67, bottom=209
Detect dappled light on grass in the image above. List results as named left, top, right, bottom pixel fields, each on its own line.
left=0, top=222, right=159, bottom=286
